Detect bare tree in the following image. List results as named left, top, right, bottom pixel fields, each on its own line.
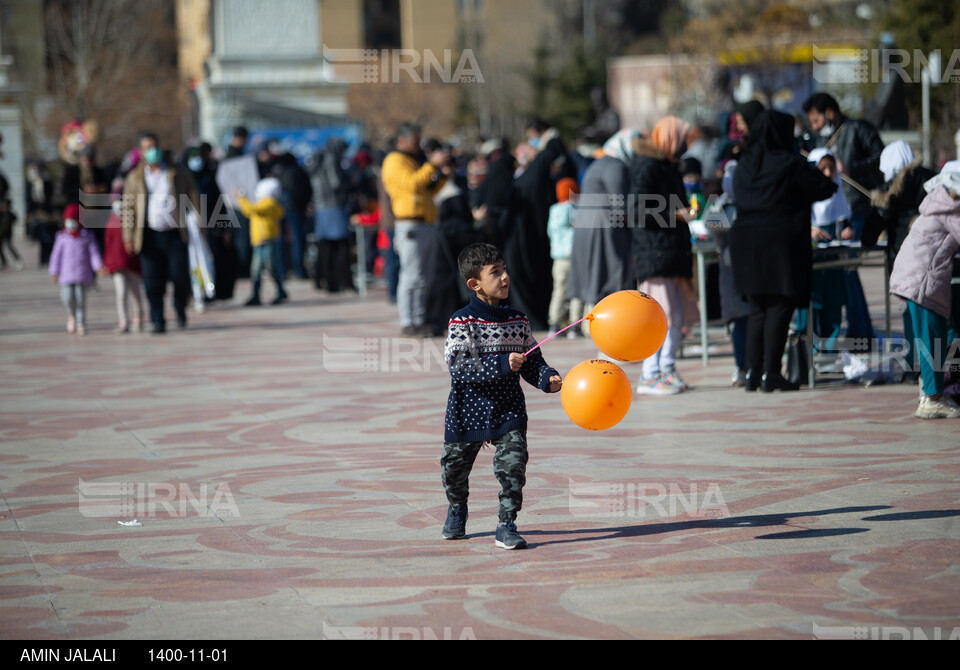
left=44, top=0, right=184, bottom=163
left=346, top=81, right=460, bottom=146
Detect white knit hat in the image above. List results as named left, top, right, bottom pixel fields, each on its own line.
left=254, top=177, right=282, bottom=201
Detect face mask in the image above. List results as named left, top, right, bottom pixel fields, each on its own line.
left=528, top=137, right=540, bottom=149
left=145, top=147, right=162, bottom=166
left=819, top=124, right=836, bottom=138
left=684, top=180, right=702, bottom=195
left=65, top=220, right=80, bottom=235
left=187, top=155, right=204, bottom=172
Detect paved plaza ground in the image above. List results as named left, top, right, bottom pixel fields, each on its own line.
left=1, top=251, right=959, bottom=641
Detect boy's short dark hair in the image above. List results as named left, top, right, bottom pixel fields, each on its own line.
left=680, top=157, right=702, bottom=178
left=802, top=92, right=840, bottom=116
left=525, top=118, right=549, bottom=134
left=422, top=137, right=442, bottom=154
left=458, top=243, right=503, bottom=283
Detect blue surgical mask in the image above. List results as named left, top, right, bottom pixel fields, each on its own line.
left=529, top=137, right=540, bottom=149
left=145, top=147, right=162, bottom=166
left=187, top=155, right=204, bottom=172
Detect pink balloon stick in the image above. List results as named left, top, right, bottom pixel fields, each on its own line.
left=524, top=317, right=589, bottom=356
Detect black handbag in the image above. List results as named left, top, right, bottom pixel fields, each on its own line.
left=786, top=333, right=808, bottom=386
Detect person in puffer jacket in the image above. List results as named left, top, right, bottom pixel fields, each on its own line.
left=889, top=162, right=960, bottom=419
left=237, top=178, right=287, bottom=306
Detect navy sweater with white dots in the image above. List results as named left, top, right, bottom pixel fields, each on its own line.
left=444, top=296, right=559, bottom=443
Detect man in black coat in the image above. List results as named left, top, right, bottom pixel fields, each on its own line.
left=803, top=93, right=885, bottom=240
left=185, top=143, right=238, bottom=301
left=473, top=139, right=515, bottom=240
left=276, top=152, right=313, bottom=280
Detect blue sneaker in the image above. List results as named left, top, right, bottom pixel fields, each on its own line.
left=442, top=504, right=467, bottom=539
left=495, top=521, right=527, bottom=550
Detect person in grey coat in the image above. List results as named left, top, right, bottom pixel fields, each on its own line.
left=567, top=129, right=638, bottom=332
left=308, top=136, right=353, bottom=293
left=889, top=163, right=960, bottom=419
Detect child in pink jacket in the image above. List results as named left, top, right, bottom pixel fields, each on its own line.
left=889, top=163, right=960, bottom=419
left=49, top=204, right=104, bottom=335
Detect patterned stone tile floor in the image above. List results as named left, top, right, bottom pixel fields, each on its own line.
left=1, top=255, right=959, bottom=640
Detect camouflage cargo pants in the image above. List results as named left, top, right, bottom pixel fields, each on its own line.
left=441, top=430, right=528, bottom=523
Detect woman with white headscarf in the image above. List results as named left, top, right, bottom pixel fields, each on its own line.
left=808, top=148, right=852, bottom=241
left=567, top=128, right=639, bottom=330
left=797, top=148, right=853, bottom=357
left=865, top=142, right=939, bottom=380
left=864, top=140, right=938, bottom=258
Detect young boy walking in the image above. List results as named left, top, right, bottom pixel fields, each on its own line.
left=441, top=243, right=562, bottom=549
left=237, top=178, right=288, bottom=306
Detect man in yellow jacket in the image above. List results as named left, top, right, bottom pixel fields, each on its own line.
left=237, top=177, right=288, bottom=306
left=381, top=122, right=452, bottom=336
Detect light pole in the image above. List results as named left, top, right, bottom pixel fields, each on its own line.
left=584, top=0, right=596, bottom=47
left=921, top=51, right=941, bottom=168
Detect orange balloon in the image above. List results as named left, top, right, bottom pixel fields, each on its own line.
left=561, top=359, right=633, bottom=431
left=588, top=290, right=668, bottom=363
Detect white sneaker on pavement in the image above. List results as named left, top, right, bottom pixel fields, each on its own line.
left=915, top=395, right=960, bottom=419
left=636, top=375, right=681, bottom=396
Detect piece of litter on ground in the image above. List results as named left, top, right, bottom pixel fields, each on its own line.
left=118, top=519, right=142, bottom=527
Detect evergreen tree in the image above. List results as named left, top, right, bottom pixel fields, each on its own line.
left=879, top=0, right=960, bottom=158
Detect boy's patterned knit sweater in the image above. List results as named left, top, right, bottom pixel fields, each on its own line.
left=444, top=296, right=559, bottom=443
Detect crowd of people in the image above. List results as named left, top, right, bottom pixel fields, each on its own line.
left=5, top=91, right=960, bottom=419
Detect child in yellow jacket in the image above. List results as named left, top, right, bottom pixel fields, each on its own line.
left=237, top=177, right=288, bottom=306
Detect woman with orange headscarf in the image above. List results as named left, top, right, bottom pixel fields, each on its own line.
left=629, top=116, right=695, bottom=395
